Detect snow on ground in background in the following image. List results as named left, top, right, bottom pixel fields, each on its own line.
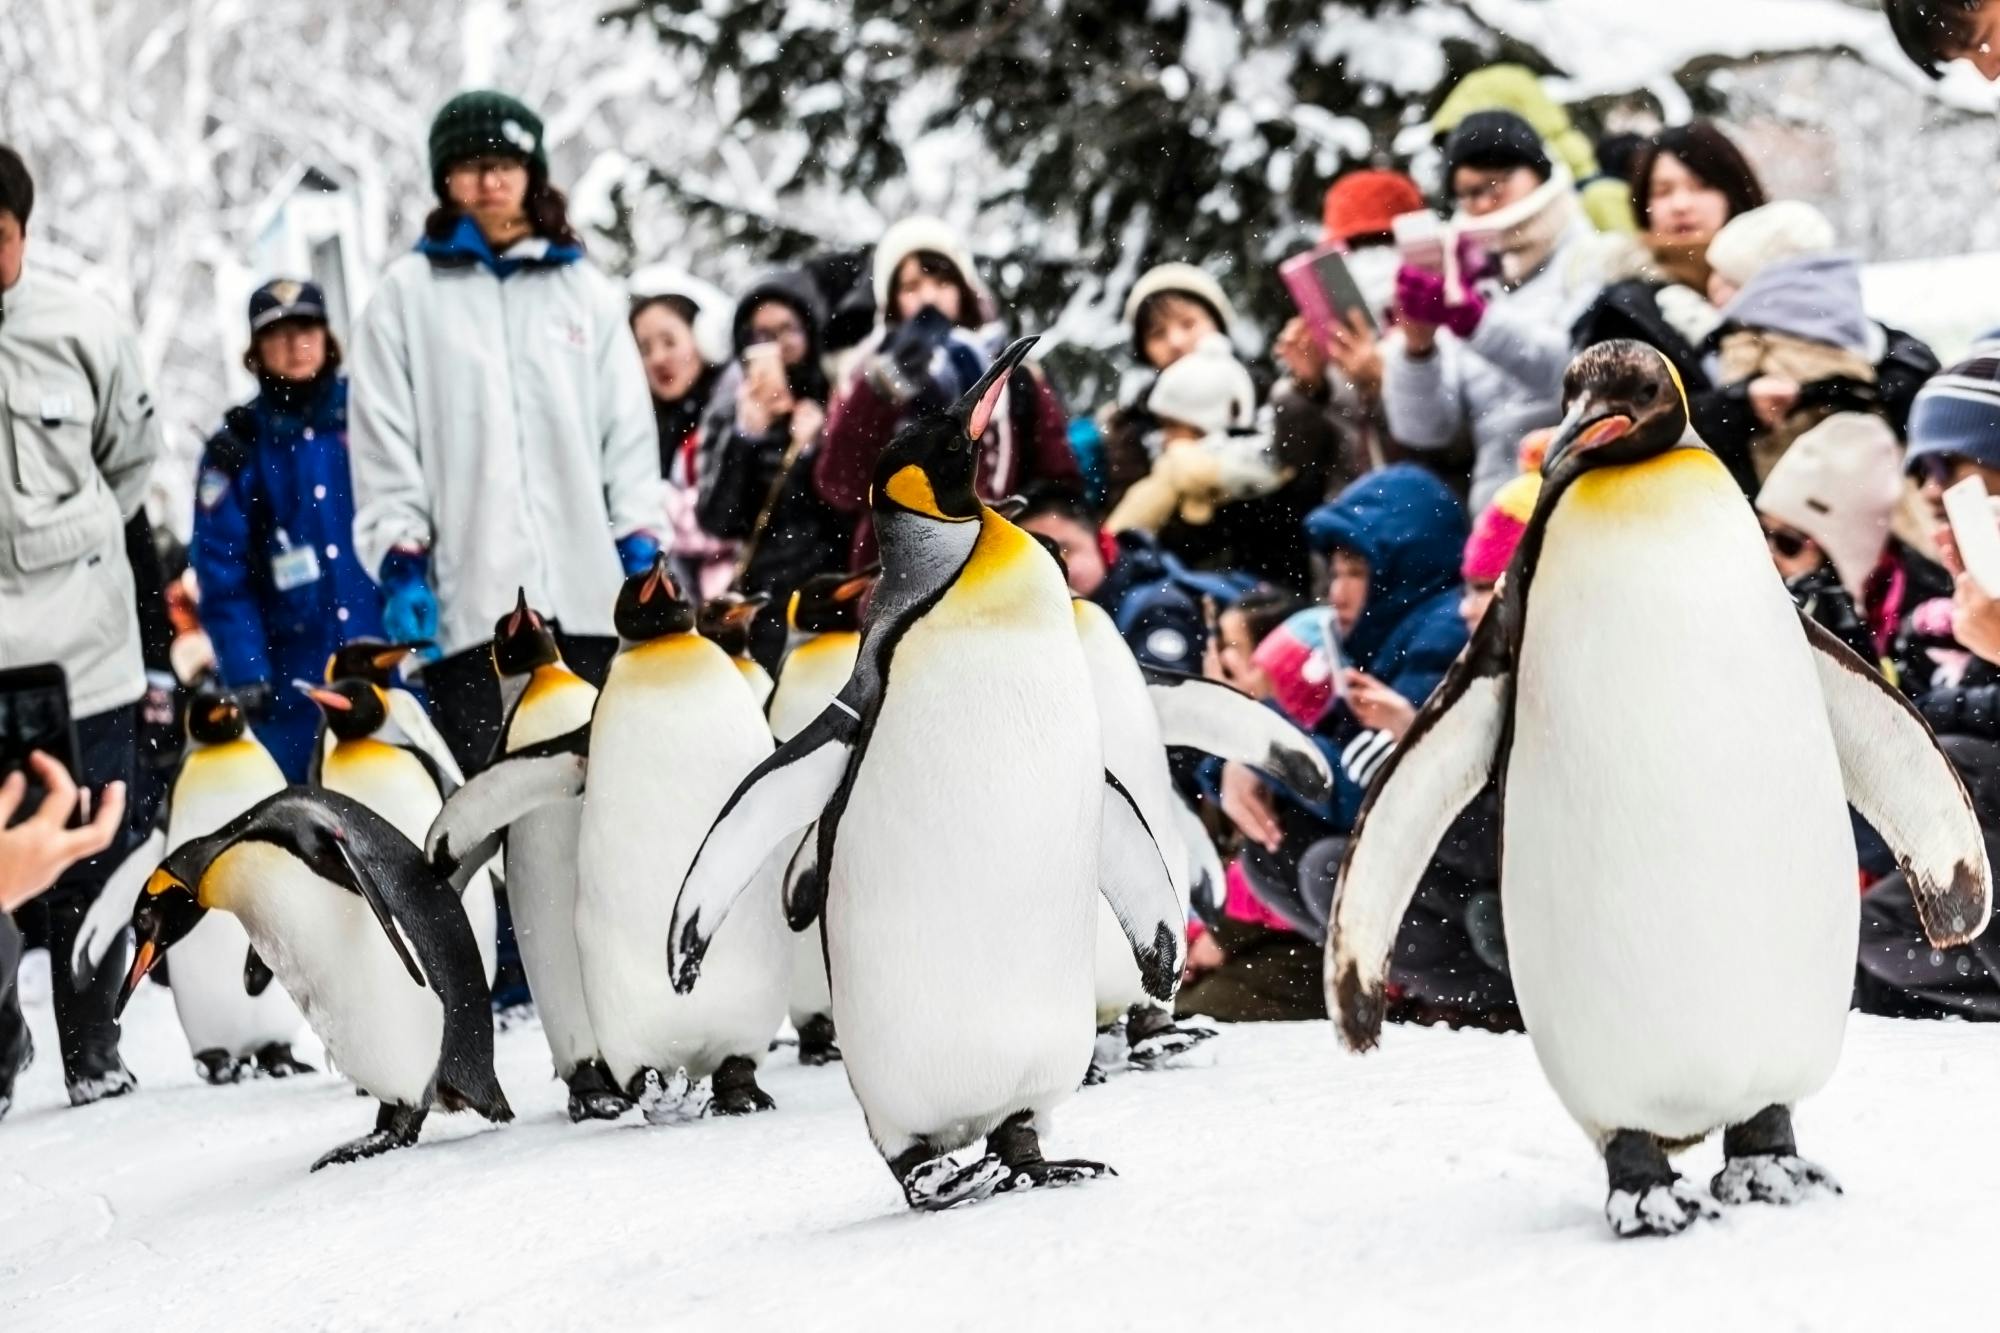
left=2, top=962, right=1993, bottom=1331
left=1863, top=251, right=2000, bottom=366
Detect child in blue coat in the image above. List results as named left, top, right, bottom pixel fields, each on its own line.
left=191, top=280, right=385, bottom=779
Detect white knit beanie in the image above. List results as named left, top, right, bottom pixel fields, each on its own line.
left=872, top=215, right=987, bottom=312
left=1706, top=201, right=1838, bottom=289
left=1147, top=333, right=1257, bottom=438
left=1755, top=413, right=1902, bottom=600
left=1122, top=263, right=1241, bottom=340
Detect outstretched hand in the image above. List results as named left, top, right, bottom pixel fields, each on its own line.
left=0, top=753, right=126, bottom=913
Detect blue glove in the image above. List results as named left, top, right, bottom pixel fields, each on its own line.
left=616, top=533, right=662, bottom=578
left=379, top=548, right=440, bottom=654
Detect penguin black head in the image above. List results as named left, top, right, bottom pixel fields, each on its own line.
left=870, top=335, right=1040, bottom=525
left=297, top=677, right=389, bottom=742
left=324, top=638, right=422, bottom=687
left=1542, top=340, right=1691, bottom=478
left=492, top=588, right=562, bottom=678
left=615, top=557, right=695, bottom=642
left=695, top=592, right=769, bottom=658
left=185, top=688, right=247, bottom=746
left=787, top=570, right=876, bottom=635
left=119, top=853, right=211, bottom=1016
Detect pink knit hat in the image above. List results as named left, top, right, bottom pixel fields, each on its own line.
left=1252, top=607, right=1342, bottom=728
left=1463, top=474, right=1543, bottom=582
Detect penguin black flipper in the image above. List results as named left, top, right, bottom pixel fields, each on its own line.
left=669, top=704, right=861, bottom=992
left=1141, top=667, right=1334, bottom=802
left=425, top=729, right=590, bottom=891
left=273, top=792, right=510, bottom=1121
left=1798, top=614, right=1994, bottom=946
left=782, top=821, right=825, bottom=932
left=1327, top=613, right=1513, bottom=1053
left=244, top=945, right=274, bottom=997
left=1100, top=769, right=1187, bottom=1003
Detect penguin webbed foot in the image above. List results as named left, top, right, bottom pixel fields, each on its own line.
left=633, top=1067, right=711, bottom=1124
left=565, top=1059, right=632, bottom=1123
left=311, top=1103, right=427, bottom=1171
left=796, top=1014, right=841, bottom=1067
left=253, top=1043, right=315, bottom=1079
left=1711, top=1104, right=1841, bottom=1206
left=194, top=1049, right=252, bottom=1085
left=1603, top=1129, right=1719, bottom=1238
left=894, top=1147, right=1010, bottom=1212
left=1125, top=1004, right=1217, bottom=1070
left=1084, top=1020, right=1128, bottom=1086
left=709, top=1055, right=776, bottom=1116
left=988, top=1111, right=1115, bottom=1197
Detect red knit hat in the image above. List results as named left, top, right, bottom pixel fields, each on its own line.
left=1322, top=169, right=1426, bottom=247
left=1462, top=474, right=1543, bottom=583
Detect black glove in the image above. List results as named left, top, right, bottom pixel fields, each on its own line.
left=232, top=680, right=276, bottom=721
left=885, top=305, right=952, bottom=379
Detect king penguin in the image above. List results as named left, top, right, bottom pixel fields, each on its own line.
left=312, top=639, right=464, bottom=789
left=766, top=571, right=876, bottom=1067
left=73, top=689, right=310, bottom=1083
left=120, top=788, right=510, bottom=1170
left=425, top=592, right=628, bottom=1121
left=302, top=677, right=499, bottom=986
left=667, top=337, right=1187, bottom=1210
left=697, top=593, right=776, bottom=710
left=568, top=560, right=792, bottom=1116
left=1328, top=341, right=1993, bottom=1238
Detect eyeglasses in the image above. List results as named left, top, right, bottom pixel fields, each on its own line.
left=1452, top=174, right=1515, bottom=210
left=448, top=157, right=527, bottom=183
left=1764, top=526, right=1809, bottom=559
left=1912, top=454, right=1963, bottom=487
left=747, top=321, right=805, bottom=346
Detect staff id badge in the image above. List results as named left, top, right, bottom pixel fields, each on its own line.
left=271, top=543, right=322, bottom=592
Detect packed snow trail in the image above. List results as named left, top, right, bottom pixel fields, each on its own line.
left=2, top=954, right=1991, bottom=1331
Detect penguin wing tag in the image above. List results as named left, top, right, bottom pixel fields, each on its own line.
left=71, top=826, right=166, bottom=984
left=322, top=829, right=430, bottom=991
left=1801, top=615, right=1994, bottom=947
left=1143, top=668, right=1334, bottom=802
left=1328, top=669, right=1508, bottom=1054
left=1100, top=769, right=1187, bottom=1003
left=427, top=742, right=589, bottom=887
left=244, top=945, right=274, bottom=997
left=670, top=711, right=857, bottom=993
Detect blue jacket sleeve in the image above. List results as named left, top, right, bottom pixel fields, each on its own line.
left=190, top=449, right=273, bottom=688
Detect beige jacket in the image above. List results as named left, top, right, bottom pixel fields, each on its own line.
left=0, top=267, right=160, bottom=716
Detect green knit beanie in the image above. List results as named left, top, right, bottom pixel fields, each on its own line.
left=429, top=90, right=548, bottom=197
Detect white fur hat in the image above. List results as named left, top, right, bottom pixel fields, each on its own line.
left=1707, top=201, right=1838, bottom=288
left=1755, top=412, right=1902, bottom=600
left=1147, top=332, right=1257, bottom=438
left=1122, top=263, right=1241, bottom=342
left=872, top=215, right=987, bottom=312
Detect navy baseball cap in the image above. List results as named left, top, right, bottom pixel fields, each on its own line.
left=248, top=279, right=327, bottom=333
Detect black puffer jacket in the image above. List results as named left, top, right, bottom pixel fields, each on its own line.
left=694, top=271, right=851, bottom=614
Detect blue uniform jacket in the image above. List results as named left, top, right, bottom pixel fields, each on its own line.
left=190, top=375, right=383, bottom=777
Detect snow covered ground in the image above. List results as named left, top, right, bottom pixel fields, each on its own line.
left=3, top=953, right=1994, bottom=1331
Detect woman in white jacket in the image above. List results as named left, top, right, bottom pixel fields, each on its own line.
left=348, top=90, right=662, bottom=770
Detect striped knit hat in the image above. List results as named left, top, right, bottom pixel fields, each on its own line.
left=1906, top=353, right=2000, bottom=475
left=1462, top=473, right=1542, bottom=582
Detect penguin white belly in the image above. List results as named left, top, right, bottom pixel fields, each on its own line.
left=219, top=842, right=442, bottom=1105
left=577, top=639, right=791, bottom=1086
left=771, top=634, right=860, bottom=1028
left=163, top=745, right=303, bottom=1056
left=1075, top=601, right=1188, bottom=1023
left=505, top=802, right=596, bottom=1074
left=830, top=607, right=1101, bottom=1155
left=1503, top=453, right=1858, bottom=1143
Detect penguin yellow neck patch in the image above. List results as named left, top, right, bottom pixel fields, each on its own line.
left=931, top=509, right=1053, bottom=624
left=881, top=465, right=951, bottom=521
left=1562, top=448, right=1730, bottom=519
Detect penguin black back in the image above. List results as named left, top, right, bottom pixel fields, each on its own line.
left=615, top=558, right=696, bottom=642
left=186, top=688, right=248, bottom=746
left=492, top=588, right=562, bottom=677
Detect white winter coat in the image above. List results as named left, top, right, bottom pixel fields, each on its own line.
left=348, top=240, right=662, bottom=655
left=0, top=268, right=161, bottom=717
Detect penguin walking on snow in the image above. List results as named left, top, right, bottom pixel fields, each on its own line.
left=73, top=689, right=310, bottom=1083
left=426, top=592, right=628, bottom=1121
left=302, top=677, right=499, bottom=986
left=1328, top=341, right=1992, bottom=1238
left=1065, top=588, right=1332, bottom=1078
left=667, top=338, right=1186, bottom=1210
left=766, top=570, right=875, bottom=1067
left=119, top=789, right=510, bottom=1170
left=697, top=593, right=775, bottom=710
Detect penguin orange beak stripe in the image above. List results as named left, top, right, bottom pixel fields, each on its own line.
left=117, top=937, right=158, bottom=1018
left=834, top=573, right=875, bottom=602
left=302, top=685, right=351, bottom=712
left=1570, top=414, right=1634, bottom=452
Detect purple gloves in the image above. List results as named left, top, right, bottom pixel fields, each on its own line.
left=1395, top=265, right=1486, bottom=340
